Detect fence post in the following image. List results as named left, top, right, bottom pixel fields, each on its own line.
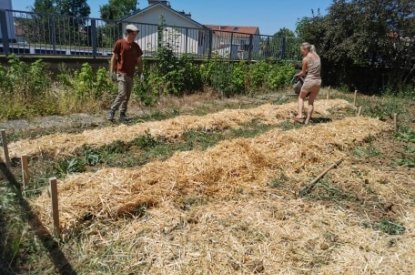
left=208, top=30, right=213, bottom=59
left=50, top=15, right=57, bottom=55
left=185, top=27, right=188, bottom=54
left=91, top=19, right=97, bottom=58
left=0, top=10, right=10, bottom=55
left=281, top=37, right=287, bottom=59
left=248, top=34, right=253, bottom=61
left=229, top=32, right=234, bottom=60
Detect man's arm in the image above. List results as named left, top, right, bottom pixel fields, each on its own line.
left=110, top=54, right=118, bottom=73
left=110, top=40, right=121, bottom=74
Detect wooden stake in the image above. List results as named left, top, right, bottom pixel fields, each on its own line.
left=1, top=129, right=11, bottom=168
left=326, top=88, right=330, bottom=100
left=393, top=113, right=398, bottom=132
left=299, top=159, right=344, bottom=197
left=357, top=106, right=362, bottom=116
left=49, top=177, right=60, bottom=238
left=353, top=90, right=358, bottom=107
left=21, top=155, right=29, bottom=189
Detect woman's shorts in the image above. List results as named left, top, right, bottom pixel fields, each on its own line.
left=301, top=79, right=322, bottom=94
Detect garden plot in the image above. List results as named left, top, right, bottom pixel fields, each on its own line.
left=67, top=198, right=414, bottom=274
left=30, top=117, right=389, bottom=233
left=8, top=99, right=351, bottom=158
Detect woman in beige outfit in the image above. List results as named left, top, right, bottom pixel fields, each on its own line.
left=295, top=42, right=322, bottom=125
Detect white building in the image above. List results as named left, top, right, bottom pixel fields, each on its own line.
left=123, top=0, right=209, bottom=57
left=206, top=25, right=261, bottom=59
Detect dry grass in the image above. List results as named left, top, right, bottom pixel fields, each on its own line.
left=30, top=117, right=389, bottom=233
left=8, top=99, right=351, bottom=158
left=60, top=199, right=413, bottom=274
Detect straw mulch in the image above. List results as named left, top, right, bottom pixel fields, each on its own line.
left=9, top=99, right=351, bottom=158
left=66, top=198, right=413, bottom=274
left=30, top=117, right=389, bottom=234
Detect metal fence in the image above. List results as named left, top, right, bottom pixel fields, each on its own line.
left=0, top=9, right=300, bottom=61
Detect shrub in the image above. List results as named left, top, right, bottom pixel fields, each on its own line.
left=265, top=62, right=295, bottom=90
left=249, top=61, right=272, bottom=88
left=73, top=63, right=95, bottom=98
left=230, top=62, right=246, bottom=94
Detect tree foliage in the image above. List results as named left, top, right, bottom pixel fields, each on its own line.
left=296, top=0, right=415, bottom=93
left=28, top=0, right=91, bottom=46
left=33, top=0, right=90, bottom=17
left=100, top=0, right=139, bottom=21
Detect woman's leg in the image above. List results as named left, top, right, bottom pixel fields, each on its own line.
left=305, top=85, right=320, bottom=125
left=296, top=90, right=308, bottom=120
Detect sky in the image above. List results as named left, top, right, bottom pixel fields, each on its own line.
left=12, top=0, right=333, bottom=35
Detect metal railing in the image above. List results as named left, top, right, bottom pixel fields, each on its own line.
left=0, top=9, right=300, bottom=61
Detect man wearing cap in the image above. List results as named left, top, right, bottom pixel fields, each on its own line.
left=108, top=24, right=144, bottom=122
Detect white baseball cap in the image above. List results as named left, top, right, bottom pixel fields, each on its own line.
left=126, top=24, right=139, bottom=32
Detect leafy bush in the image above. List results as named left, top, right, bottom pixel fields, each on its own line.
left=133, top=46, right=202, bottom=105
left=250, top=61, right=272, bottom=88
left=0, top=54, right=295, bottom=120
left=230, top=62, right=246, bottom=94
left=265, top=62, right=296, bottom=90
left=73, top=63, right=94, bottom=98
left=0, top=55, right=51, bottom=97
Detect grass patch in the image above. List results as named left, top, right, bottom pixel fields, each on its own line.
left=376, top=220, right=406, bottom=235
left=0, top=184, right=44, bottom=273
left=268, top=172, right=288, bottom=189
left=363, top=219, right=406, bottom=235
left=396, top=127, right=415, bottom=143
left=277, top=120, right=302, bottom=131
left=354, top=144, right=381, bottom=158
left=396, top=157, right=415, bottom=168
left=304, top=178, right=359, bottom=203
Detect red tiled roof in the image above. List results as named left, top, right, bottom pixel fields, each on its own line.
left=205, top=25, right=260, bottom=35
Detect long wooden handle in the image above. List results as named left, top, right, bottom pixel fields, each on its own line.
left=299, top=158, right=344, bottom=197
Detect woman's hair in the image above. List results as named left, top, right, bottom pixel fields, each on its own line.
left=301, top=42, right=317, bottom=54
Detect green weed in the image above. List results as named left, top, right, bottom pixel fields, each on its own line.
left=269, top=172, right=288, bottom=189
left=133, top=131, right=160, bottom=149
left=55, top=158, right=86, bottom=176
left=372, top=220, right=406, bottom=235
left=396, top=127, right=415, bottom=143
left=277, top=120, right=302, bottom=131
left=305, top=179, right=359, bottom=203
left=354, top=144, right=381, bottom=158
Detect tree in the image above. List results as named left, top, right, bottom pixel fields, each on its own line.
left=273, top=27, right=295, bottom=39
left=272, top=27, right=297, bottom=60
left=33, top=0, right=56, bottom=13
left=296, top=0, right=415, bottom=92
left=27, top=0, right=91, bottom=46
left=56, top=0, right=91, bottom=17
left=100, top=0, right=139, bottom=21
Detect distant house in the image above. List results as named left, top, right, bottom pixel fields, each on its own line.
left=122, top=0, right=209, bottom=56
left=206, top=25, right=261, bottom=59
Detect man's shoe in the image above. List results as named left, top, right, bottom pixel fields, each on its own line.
left=108, top=111, right=115, bottom=122
left=119, top=112, right=129, bottom=122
